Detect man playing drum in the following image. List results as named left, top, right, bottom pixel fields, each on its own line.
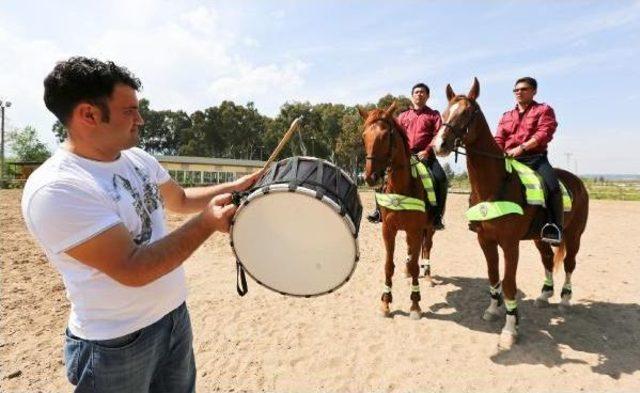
left=21, top=57, right=260, bottom=392
left=495, top=76, right=562, bottom=244
left=367, top=82, right=448, bottom=230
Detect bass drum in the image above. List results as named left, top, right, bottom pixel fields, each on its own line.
left=230, top=156, right=362, bottom=297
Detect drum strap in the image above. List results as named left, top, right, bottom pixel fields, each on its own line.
left=315, top=159, right=325, bottom=199
left=236, top=260, right=248, bottom=296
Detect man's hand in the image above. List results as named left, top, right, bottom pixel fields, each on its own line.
left=232, top=171, right=262, bottom=192
left=204, top=193, right=237, bottom=233
left=417, top=150, right=429, bottom=160
left=506, top=145, right=525, bottom=158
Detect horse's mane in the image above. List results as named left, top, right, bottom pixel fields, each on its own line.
left=364, top=108, right=411, bottom=154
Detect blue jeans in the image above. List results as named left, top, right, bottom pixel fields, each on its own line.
left=64, top=302, right=196, bottom=393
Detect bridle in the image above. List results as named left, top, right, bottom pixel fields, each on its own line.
left=364, top=118, right=401, bottom=178
left=440, top=99, right=505, bottom=163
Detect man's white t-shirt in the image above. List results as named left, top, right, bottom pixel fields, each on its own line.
left=22, top=147, right=187, bottom=340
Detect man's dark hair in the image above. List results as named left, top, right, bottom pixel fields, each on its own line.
left=411, top=83, right=430, bottom=95
left=43, top=57, right=142, bottom=125
left=515, top=77, right=537, bottom=90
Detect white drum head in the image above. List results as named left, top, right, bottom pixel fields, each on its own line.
left=231, top=186, right=358, bottom=297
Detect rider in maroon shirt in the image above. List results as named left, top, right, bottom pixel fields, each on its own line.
left=368, top=83, right=448, bottom=229
left=495, top=77, right=563, bottom=244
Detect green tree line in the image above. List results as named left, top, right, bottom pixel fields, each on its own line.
left=51, top=95, right=412, bottom=176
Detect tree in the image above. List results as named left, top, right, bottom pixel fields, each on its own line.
left=335, top=107, right=365, bottom=179
left=376, top=94, right=411, bottom=115
left=8, top=126, right=51, bottom=162
left=52, top=120, right=66, bottom=142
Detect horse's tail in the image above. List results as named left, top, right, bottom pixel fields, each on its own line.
left=553, top=242, right=566, bottom=271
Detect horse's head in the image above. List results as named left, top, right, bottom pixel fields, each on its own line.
left=358, top=102, right=398, bottom=186
left=433, top=77, right=481, bottom=157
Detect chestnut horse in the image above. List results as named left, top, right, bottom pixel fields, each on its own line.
left=359, top=104, right=438, bottom=319
left=432, top=78, right=588, bottom=348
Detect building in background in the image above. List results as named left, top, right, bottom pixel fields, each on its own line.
left=155, top=155, right=265, bottom=186
left=1, top=155, right=265, bottom=187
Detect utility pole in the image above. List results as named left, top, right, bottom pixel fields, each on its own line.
left=564, top=152, right=572, bottom=170
left=0, top=99, right=12, bottom=188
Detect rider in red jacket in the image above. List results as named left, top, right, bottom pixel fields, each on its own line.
left=368, top=82, right=448, bottom=229
left=495, top=77, right=562, bottom=245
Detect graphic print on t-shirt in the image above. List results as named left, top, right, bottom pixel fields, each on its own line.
left=111, top=166, right=163, bottom=245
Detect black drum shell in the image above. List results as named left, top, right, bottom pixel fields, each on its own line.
left=253, top=156, right=362, bottom=235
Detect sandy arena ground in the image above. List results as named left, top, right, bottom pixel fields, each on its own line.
left=1, top=189, right=639, bottom=392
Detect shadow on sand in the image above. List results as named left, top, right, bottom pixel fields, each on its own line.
left=425, top=275, right=640, bottom=379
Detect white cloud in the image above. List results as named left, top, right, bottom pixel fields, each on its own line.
left=0, top=24, right=67, bottom=147
left=208, top=60, right=309, bottom=113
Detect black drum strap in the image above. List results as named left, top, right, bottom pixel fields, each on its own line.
left=315, top=159, right=325, bottom=199
left=288, top=157, right=301, bottom=191
left=236, top=260, right=248, bottom=297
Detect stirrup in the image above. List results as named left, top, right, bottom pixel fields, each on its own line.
left=541, top=223, right=562, bottom=245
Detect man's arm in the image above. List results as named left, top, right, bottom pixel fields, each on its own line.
left=513, top=106, right=557, bottom=155
left=420, top=112, right=442, bottom=159
left=532, top=105, right=558, bottom=146
left=161, top=171, right=262, bottom=214
left=65, top=194, right=236, bottom=287
left=494, top=114, right=509, bottom=151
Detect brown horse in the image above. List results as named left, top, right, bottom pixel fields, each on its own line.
left=359, top=104, right=438, bottom=319
left=432, top=78, right=589, bottom=348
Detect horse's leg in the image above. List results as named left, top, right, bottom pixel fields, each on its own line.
left=404, top=229, right=429, bottom=280
left=534, top=240, right=555, bottom=307
left=406, top=229, right=423, bottom=320
left=478, top=235, right=502, bottom=321
left=499, top=241, right=520, bottom=349
left=421, top=228, right=435, bottom=285
left=381, top=223, right=397, bottom=317
left=559, top=234, right=579, bottom=311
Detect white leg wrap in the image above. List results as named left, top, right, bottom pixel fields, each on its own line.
left=502, top=314, right=518, bottom=336
left=486, top=298, right=501, bottom=315
left=483, top=283, right=502, bottom=319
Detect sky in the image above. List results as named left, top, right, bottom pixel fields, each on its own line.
left=1, top=0, right=639, bottom=174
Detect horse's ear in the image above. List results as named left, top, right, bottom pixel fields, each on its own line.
left=468, top=77, right=480, bottom=101
left=446, top=84, right=456, bottom=101
left=384, top=102, right=397, bottom=118
left=357, top=106, right=368, bottom=119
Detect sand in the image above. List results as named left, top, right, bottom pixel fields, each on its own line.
left=2, top=189, right=639, bottom=392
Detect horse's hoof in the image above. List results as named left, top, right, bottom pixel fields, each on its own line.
left=482, top=310, right=499, bottom=321
left=498, top=330, right=517, bottom=349
left=534, top=297, right=550, bottom=308
left=426, top=277, right=436, bottom=287
left=409, top=310, right=421, bottom=320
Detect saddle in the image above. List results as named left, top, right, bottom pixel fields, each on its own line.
left=506, top=158, right=571, bottom=212
left=375, top=156, right=437, bottom=212
left=466, top=158, right=572, bottom=222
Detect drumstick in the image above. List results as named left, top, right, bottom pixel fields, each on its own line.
left=261, top=116, right=304, bottom=172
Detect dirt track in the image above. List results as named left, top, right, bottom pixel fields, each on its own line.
left=2, top=189, right=639, bottom=392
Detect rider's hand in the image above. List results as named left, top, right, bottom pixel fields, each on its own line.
left=204, top=193, right=237, bottom=233
left=417, top=150, right=428, bottom=160
left=506, top=145, right=524, bottom=158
